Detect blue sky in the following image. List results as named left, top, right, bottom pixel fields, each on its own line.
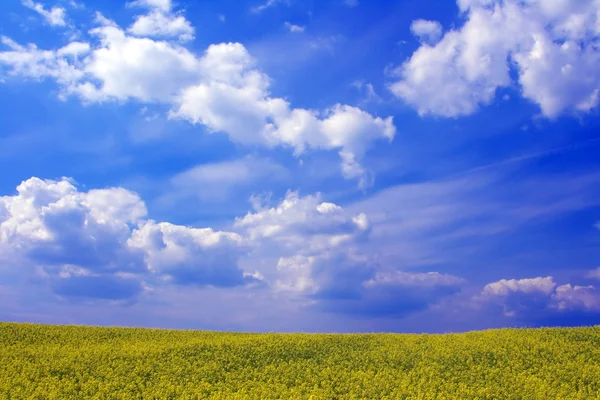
left=1, top=0, right=600, bottom=333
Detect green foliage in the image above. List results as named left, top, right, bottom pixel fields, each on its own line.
left=1, top=323, right=599, bottom=399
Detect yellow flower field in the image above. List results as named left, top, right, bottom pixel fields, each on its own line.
left=1, top=323, right=599, bottom=399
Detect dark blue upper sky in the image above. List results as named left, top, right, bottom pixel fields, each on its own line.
left=1, top=0, right=600, bottom=332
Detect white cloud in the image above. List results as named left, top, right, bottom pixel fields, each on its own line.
left=128, top=11, right=195, bottom=42
left=0, top=177, right=466, bottom=319
left=0, top=5, right=395, bottom=186
left=481, top=276, right=556, bottom=297
left=365, top=271, right=464, bottom=288
left=164, top=156, right=289, bottom=202
left=234, top=191, right=373, bottom=298
left=234, top=191, right=369, bottom=251
left=126, top=0, right=193, bottom=42
left=0, top=177, right=148, bottom=302
left=478, top=275, right=600, bottom=319
left=307, top=35, right=344, bottom=53
left=410, top=19, right=443, bottom=45
left=390, top=0, right=600, bottom=118
left=0, top=22, right=197, bottom=101
left=73, top=22, right=201, bottom=102
left=56, top=41, right=90, bottom=57
left=344, top=0, right=359, bottom=7
left=553, top=284, right=600, bottom=311
left=352, top=80, right=383, bottom=104
left=172, top=157, right=287, bottom=188
left=274, top=255, right=318, bottom=293
left=128, top=221, right=252, bottom=287
left=344, top=270, right=464, bottom=317
left=346, top=167, right=600, bottom=272
left=587, top=267, right=600, bottom=280
left=284, top=22, right=305, bottom=33
left=0, top=37, right=88, bottom=85
left=0, top=180, right=370, bottom=300
left=22, top=0, right=67, bottom=27
left=68, top=0, right=85, bottom=9
left=274, top=251, right=375, bottom=300
left=251, top=0, right=289, bottom=13
left=0, top=177, right=257, bottom=300
left=170, top=44, right=395, bottom=185
left=231, top=190, right=462, bottom=316
left=127, top=0, right=172, bottom=12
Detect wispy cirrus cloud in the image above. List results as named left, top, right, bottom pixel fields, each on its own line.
left=347, top=158, right=600, bottom=273
left=21, top=0, right=67, bottom=27
left=251, top=0, right=290, bottom=14
left=161, top=155, right=290, bottom=203
left=284, top=22, right=305, bottom=33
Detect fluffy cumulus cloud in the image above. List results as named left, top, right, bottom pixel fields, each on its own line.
left=0, top=2, right=394, bottom=186
left=128, top=222, right=255, bottom=287
left=233, top=192, right=463, bottom=316
left=171, top=45, right=395, bottom=187
left=234, top=191, right=372, bottom=298
left=0, top=178, right=459, bottom=319
left=128, top=12, right=194, bottom=42
left=0, top=177, right=255, bottom=301
left=127, top=0, right=194, bottom=41
left=72, top=19, right=200, bottom=102
left=273, top=252, right=375, bottom=301
left=234, top=191, right=370, bottom=253
left=390, top=0, right=600, bottom=118
left=477, top=274, right=600, bottom=325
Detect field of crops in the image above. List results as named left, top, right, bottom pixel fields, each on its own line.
left=1, top=323, right=599, bottom=399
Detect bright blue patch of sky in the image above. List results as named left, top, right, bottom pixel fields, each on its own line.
left=1, top=0, right=600, bottom=332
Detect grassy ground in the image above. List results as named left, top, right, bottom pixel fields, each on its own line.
left=1, top=323, right=599, bottom=399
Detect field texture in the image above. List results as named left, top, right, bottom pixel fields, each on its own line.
left=1, top=323, right=599, bottom=399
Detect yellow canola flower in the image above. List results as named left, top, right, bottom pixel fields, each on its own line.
left=0, top=323, right=599, bottom=399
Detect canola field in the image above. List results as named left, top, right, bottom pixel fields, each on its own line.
left=1, top=323, right=599, bottom=399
